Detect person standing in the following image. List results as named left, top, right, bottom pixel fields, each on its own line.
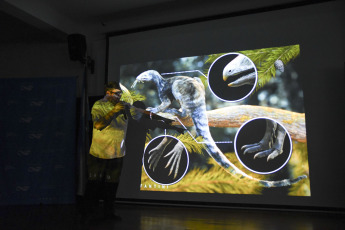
left=83, top=81, right=127, bottom=221
left=80, top=81, right=184, bottom=223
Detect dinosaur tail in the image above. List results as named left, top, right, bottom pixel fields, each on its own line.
left=191, top=108, right=307, bottom=188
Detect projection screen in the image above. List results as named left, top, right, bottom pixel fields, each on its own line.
left=107, top=0, right=345, bottom=209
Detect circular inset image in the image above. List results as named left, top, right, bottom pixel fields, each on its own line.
left=208, top=53, right=257, bottom=102
left=234, top=117, right=292, bottom=174
left=143, top=135, right=189, bottom=185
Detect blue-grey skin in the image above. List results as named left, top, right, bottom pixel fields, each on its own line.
left=133, top=70, right=306, bottom=187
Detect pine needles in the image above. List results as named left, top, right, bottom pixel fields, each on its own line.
left=174, top=133, right=206, bottom=155
left=119, top=88, right=146, bottom=105
left=288, top=142, right=311, bottom=196
left=141, top=152, right=265, bottom=194
left=140, top=140, right=310, bottom=195
left=129, top=90, right=146, bottom=102
left=240, top=45, right=300, bottom=90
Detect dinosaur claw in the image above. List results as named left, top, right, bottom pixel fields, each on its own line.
left=267, top=150, right=281, bottom=161
left=253, top=153, right=261, bottom=159
left=254, top=150, right=271, bottom=159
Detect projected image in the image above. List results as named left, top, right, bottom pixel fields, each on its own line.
left=235, top=117, right=292, bottom=174
left=208, top=53, right=258, bottom=102
left=143, top=135, right=189, bottom=185
left=119, top=44, right=310, bottom=196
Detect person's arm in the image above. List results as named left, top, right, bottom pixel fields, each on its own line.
left=94, top=102, right=125, bottom=130
left=130, top=106, right=185, bottom=133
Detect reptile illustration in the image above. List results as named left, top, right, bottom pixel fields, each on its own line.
left=223, top=54, right=256, bottom=87
left=222, top=54, right=285, bottom=88
left=241, top=119, right=287, bottom=161
left=147, top=136, right=185, bottom=179
left=132, top=70, right=307, bottom=187
left=224, top=55, right=288, bottom=161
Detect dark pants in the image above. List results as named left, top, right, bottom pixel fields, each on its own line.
left=82, top=154, right=123, bottom=218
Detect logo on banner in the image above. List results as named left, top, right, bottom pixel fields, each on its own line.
left=28, top=166, right=42, bottom=173
left=30, top=101, right=44, bottom=107
left=17, top=150, right=31, bottom=156
left=20, top=84, right=33, bottom=91
left=29, top=133, right=43, bottom=140
left=16, top=186, right=30, bottom=192
left=20, top=117, right=33, bottom=123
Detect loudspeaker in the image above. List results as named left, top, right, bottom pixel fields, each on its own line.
left=68, top=34, right=86, bottom=62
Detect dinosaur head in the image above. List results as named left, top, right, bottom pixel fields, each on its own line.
left=222, top=54, right=255, bottom=87
left=131, top=70, right=159, bottom=88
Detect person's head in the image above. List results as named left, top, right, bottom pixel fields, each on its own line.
left=104, top=81, right=122, bottom=103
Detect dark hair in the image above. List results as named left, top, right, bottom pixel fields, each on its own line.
left=104, top=81, right=121, bottom=93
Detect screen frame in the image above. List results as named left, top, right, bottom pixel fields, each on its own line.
left=105, top=0, right=345, bottom=210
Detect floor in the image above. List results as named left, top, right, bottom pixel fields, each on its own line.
left=1, top=202, right=344, bottom=230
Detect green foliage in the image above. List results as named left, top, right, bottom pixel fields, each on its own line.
left=174, top=133, right=206, bottom=155
left=288, top=141, right=311, bottom=196
left=120, top=89, right=146, bottom=105
left=119, top=86, right=133, bottom=104
left=141, top=152, right=264, bottom=194
left=145, top=133, right=152, bottom=145
left=129, top=90, right=146, bottom=102
left=199, top=75, right=209, bottom=89
left=170, top=155, right=263, bottom=194
left=141, top=141, right=310, bottom=195
left=240, top=45, right=300, bottom=90
left=140, top=118, right=309, bottom=195
left=205, top=45, right=300, bottom=90
left=205, top=53, right=227, bottom=65
left=144, top=133, right=206, bottom=155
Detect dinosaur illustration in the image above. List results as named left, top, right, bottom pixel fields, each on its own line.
left=223, top=55, right=288, bottom=161
left=222, top=54, right=256, bottom=87
left=132, top=70, right=307, bottom=187
left=222, top=54, right=285, bottom=88
left=147, top=136, right=185, bottom=179
left=241, top=119, right=287, bottom=161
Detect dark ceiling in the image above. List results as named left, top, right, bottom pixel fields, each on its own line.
left=0, top=0, right=336, bottom=44
left=0, top=11, right=65, bottom=43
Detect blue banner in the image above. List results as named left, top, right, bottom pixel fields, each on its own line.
left=0, top=77, right=76, bottom=205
